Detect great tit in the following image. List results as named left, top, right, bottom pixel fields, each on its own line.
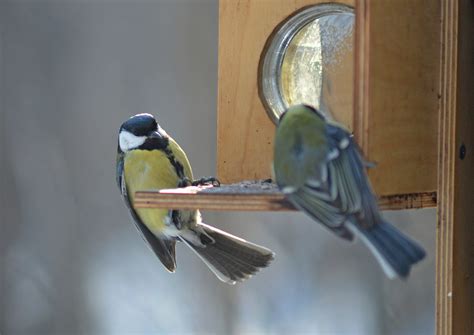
left=273, top=104, right=425, bottom=279
left=117, top=113, right=274, bottom=284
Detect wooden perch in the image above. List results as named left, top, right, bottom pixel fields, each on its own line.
left=134, top=180, right=436, bottom=212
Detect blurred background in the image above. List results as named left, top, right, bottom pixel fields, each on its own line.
left=1, top=1, right=435, bottom=334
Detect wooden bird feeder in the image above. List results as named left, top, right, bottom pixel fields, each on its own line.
left=135, top=1, right=474, bottom=333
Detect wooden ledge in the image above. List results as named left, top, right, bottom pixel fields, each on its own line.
left=134, top=180, right=436, bottom=211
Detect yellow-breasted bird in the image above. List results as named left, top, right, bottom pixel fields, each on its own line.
left=117, top=114, right=274, bottom=284
left=273, top=104, right=425, bottom=279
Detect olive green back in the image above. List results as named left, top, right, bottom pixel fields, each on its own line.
left=273, top=105, right=329, bottom=189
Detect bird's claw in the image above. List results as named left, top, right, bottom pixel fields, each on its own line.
left=191, top=177, right=221, bottom=187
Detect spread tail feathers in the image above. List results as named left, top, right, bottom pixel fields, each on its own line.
left=348, top=221, right=426, bottom=279
left=179, top=223, right=274, bottom=284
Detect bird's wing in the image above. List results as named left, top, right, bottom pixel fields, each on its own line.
left=167, top=136, right=193, bottom=180
left=324, top=124, right=381, bottom=228
left=281, top=129, right=352, bottom=239
left=287, top=124, right=381, bottom=240
left=116, top=150, right=125, bottom=190
left=289, top=188, right=354, bottom=240
left=117, top=156, right=177, bottom=272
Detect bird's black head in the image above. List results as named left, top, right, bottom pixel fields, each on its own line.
left=118, top=113, right=168, bottom=152
left=120, top=113, right=157, bottom=136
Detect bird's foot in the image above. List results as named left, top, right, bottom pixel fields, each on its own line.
left=191, top=177, right=221, bottom=187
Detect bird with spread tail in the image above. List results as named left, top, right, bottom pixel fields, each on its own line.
left=273, top=104, right=425, bottom=279
left=117, top=113, right=274, bottom=284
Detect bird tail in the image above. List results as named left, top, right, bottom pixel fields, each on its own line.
left=348, top=220, right=426, bottom=279
left=179, top=223, right=274, bottom=284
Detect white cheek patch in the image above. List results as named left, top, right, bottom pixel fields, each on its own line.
left=119, top=130, right=146, bottom=151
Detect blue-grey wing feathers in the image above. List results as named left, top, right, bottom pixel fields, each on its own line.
left=286, top=123, right=425, bottom=278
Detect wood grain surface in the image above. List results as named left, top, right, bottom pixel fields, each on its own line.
left=134, top=182, right=436, bottom=212
left=217, top=0, right=354, bottom=183
left=354, top=0, right=440, bottom=196
left=436, top=0, right=474, bottom=334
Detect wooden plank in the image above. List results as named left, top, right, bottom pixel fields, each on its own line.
left=217, top=0, right=354, bottom=183
left=353, top=0, right=369, bottom=153
left=377, top=192, right=437, bottom=210
left=136, top=182, right=293, bottom=211
left=134, top=182, right=436, bottom=212
left=354, top=0, right=440, bottom=196
left=436, top=0, right=474, bottom=334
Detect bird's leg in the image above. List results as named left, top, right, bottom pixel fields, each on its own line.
left=191, top=176, right=221, bottom=187
left=178, top=177, right=193, bottom=188
left=171, top=210, right=183, bottom=230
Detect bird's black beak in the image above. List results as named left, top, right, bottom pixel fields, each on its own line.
left=148, top=130, right=163, bottom=140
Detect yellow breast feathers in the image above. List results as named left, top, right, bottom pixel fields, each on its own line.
left=124, top=149, right=188, bottom=234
